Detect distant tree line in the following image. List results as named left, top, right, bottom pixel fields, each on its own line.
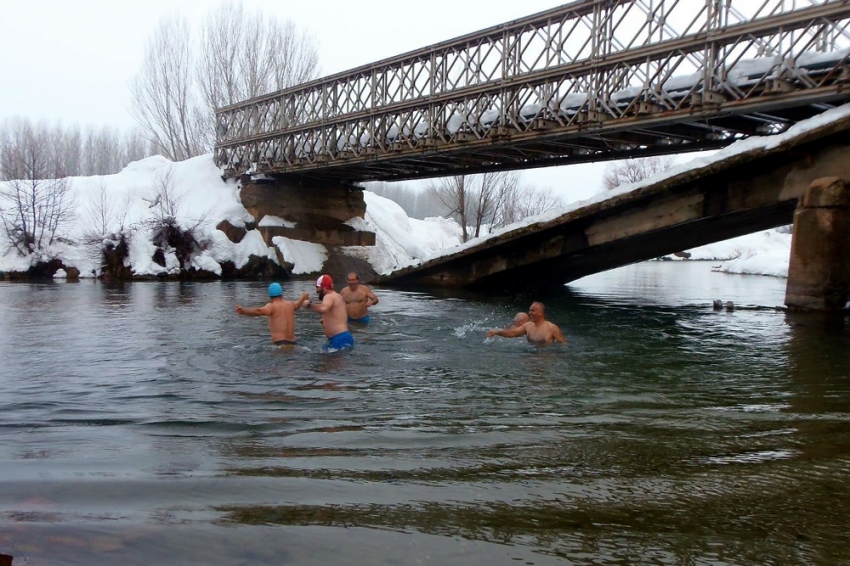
left=365, top=182, right=447, bottom=219
left=0, top=118, right=151, bottom=181
left=603, top=156, right=675, bottom=190
left=1, top=1, right=320, bottom=182
left=367, top=173, right=564, bottom=242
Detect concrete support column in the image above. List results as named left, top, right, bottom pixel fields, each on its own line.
left=784, top=177, right=850, bottom=311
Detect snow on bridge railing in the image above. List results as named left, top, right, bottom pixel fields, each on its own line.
left=215, top=0, right=850, bottom=177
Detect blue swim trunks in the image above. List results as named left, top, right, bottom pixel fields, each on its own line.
left=348, top=315, right=370, bottom=324
left=324, top=330, right=354, bottom=352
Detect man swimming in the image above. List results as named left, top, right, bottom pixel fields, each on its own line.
left=487, top=302, right=567, bottom=345
left=304, top=274, right=354, bottom=351
left=485, top=312, right=529, bottom=338
left=340, top=272, right=379, bottom=323
left=236, top=282, right=310, bottom=346
left=510, top=312, right=529, bottom=327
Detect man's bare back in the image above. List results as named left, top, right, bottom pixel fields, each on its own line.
left=307, top=274, right=354, bottom=351
left=236, top=283, right=308, bottom=344
left=309, top=291, right=349, bottom=339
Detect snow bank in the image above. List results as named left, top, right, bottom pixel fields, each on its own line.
left=10, top=90, right=840, bottom=283
left=0, top=154, right=463, bottom=278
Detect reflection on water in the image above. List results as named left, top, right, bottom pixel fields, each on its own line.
left=0, top=263, right=848, bottom=565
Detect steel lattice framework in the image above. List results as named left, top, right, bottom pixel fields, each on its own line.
left=214, top=0, right=850, bottom=182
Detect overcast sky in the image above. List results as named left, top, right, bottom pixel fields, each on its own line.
left=2, top=0, right=573, bottom=129
left=0, top=0, right=626, bottom=194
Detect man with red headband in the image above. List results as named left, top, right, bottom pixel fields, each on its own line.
left=304, top=274, right=353, bottom=351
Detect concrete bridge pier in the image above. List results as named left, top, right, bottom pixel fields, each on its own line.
left=785, top=177, right=850, bottom=312
left=218, top=175, right=377, bottom=280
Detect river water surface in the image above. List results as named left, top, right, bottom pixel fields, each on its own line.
left=1, top=262, right=848, bottom=565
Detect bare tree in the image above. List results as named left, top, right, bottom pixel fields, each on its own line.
left=150, top=168, right=181, bottom=221
left=131, top=15, right=206, bottom=161
left=429, top=171, right=524, bottom=241
left=197, top=3, right=319, bottom=149
left=603, top=156, right=675, bottom=190
left=82, top=181, right=123, bottom=240
left=0, top=121, right=75, bottom=255
left=499, top=185, right=563, bottom=226
left=198, top=3, right=318, bottom=110
left=122, top=130, right=152, bottom=166
left=429, top=175, right=471, bottom=241
left=131, top=3, right=319, bottom=158
left=81, top=181, right=126, bottom=264
left=473, top=171, right=520, bottom=237
left=2, top=118, right=155, bottom=187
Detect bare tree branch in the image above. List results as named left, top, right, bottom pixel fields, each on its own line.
left=429, top=175, right=470, bottom=241
left=131, top=15, right=205, bottom=161
left=196, top=2, right=320, bottom=150
left=603, top=156, right=675, bottom=190
left=0, top=125, right=76, bottom=256
left=428, top=171, right=533, bottom=241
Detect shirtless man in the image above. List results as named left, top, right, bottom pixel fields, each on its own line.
left=236, top=282, right=309, bottom=346
left=340, top=272, right=379, bottom=324
left=304, top=274, right=354, bottom=351
left=487, top=302, right=567, bottom=345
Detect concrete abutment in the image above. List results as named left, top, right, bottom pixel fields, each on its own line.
left=785, top=177, right=850, bottom=312
left=219, top=176, right=377, bottom=281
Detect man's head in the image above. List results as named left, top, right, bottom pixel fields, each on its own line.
left=529, top=301, right=545, bottom=322
left=347, top=272, right=360, bottom=290
left=268, top=282, right=283, bottom=298
left=512, top=312, right=529, bottom=327
left=316, top=274, right=334, bottom=299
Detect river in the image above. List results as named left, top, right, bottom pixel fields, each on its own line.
left=1, top=262, right=848, bottom=565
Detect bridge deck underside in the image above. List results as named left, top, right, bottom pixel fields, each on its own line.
left=270, top=96, right=849, bottom=183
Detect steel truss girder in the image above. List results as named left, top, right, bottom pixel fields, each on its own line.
left=215, top=0, right=850, bottom=182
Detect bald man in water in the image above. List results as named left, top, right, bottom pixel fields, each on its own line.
left=487, top=312, right=529, bottom=337
left=510, top=312, right=529, bottom=328
left=340, top=272, right=379, bottom=323
left=487, top=302, right=567, bottom=345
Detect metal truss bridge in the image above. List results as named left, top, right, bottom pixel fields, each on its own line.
left=214, top=0, right=850, bottom=183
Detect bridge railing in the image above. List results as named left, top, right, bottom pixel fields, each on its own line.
left=215, top=0, right=850, bottom=179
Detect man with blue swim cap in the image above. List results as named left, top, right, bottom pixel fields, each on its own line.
left=268, top=282, right=283, bottom=297
left=340, top=272, right=379, bottom=324
left=304, top=274, right=354, bottom=351
left=236, top=282, right=310, bottom=346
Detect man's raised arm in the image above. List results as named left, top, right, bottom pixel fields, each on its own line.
left=487, top=324, right=528, bottom=339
